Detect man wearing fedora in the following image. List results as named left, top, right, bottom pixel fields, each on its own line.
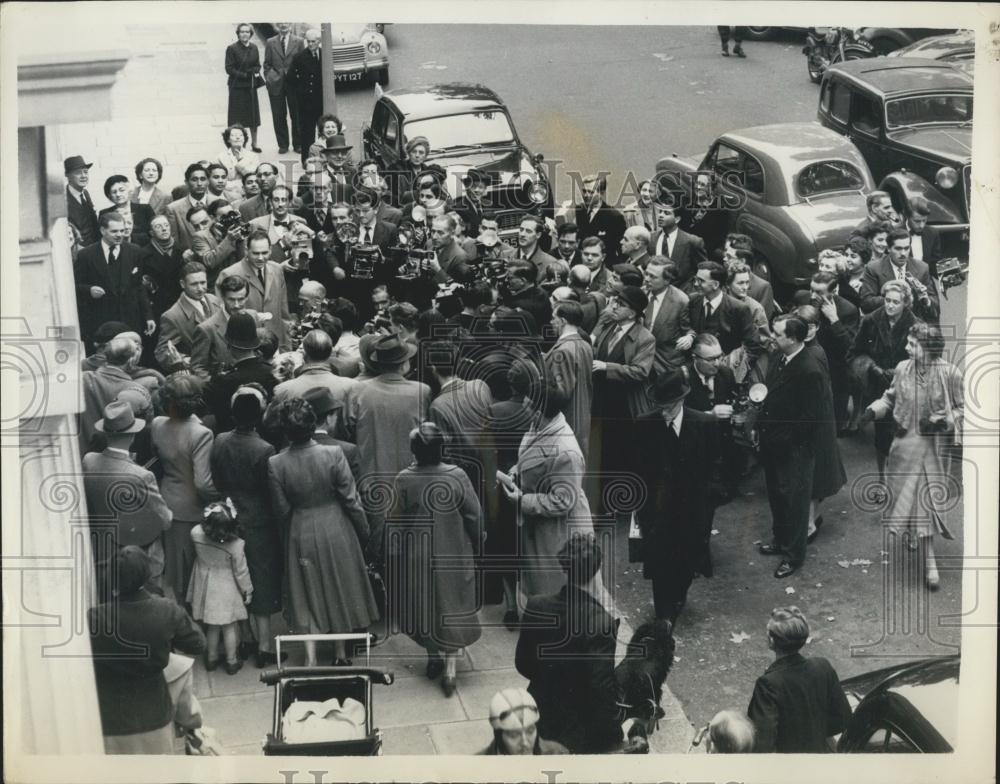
left=82, top=400, right=173, bottom=591
left=321, top=135, right=357, bottom=204
left=204, top=311, right=276, bottom=432
left=81, top=336, right=151, bottom=456
left=344, top=333, right=431, bottom=566
left=65, top=155, right=100, bottom=247
left=633, top=368, right=720, bottom=622
left=285, top=28, right=324, bottom=166
left=589, top=285, right=656, bottom=515
left=302, top=386, right=362, bottom=482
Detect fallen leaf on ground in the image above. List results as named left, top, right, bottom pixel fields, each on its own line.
left=815, top=583, right=823, bottom=588
left=729, top=631, right=751, bottom=644
left=837, top=560, right=850, bottom=568
left=850, top=558, right=873, bottom=566
left=826, top=617, right=835, bottom=622
left=711, top=529, right=720, bottom=536
left=785, top=586, right=796, bottom=594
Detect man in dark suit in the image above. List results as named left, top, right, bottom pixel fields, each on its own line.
left=190, top=275, right=258, bottom=380
left=238, top=162, right=281, bottom=221
left=858, top=228, right=939, bottom=321
left=677, top=172, right=732, bottom=257
left=553, top=222, right=583, bottom=268
left=502, top=215, right=565, bottom=285
left=321, top=135, right=358, bottom=204
left=685, top=261, right=760, bottom=360
left=634, top=369, right=719, bottom=622
left=503, top=263, right=552, bottom=336
left=649, top=203, right=707, bottom=290
left=747, top=607, right=852, bottom=753
left=154, top=261, right=223, bottom=371
left=429, top=214, right=474, bottom=284
left=204, top=313, right=277, bottom=431
left=74, top=211, right=155, bottom=350
left=163, top=163, right=212, bottom=253
left=262, top=23, right=305, bottom=154
left=579, top=237, right=611, bottom=297
left=904, top=196, right=943, bottom=278
left=65, top=155, right=100, bottom=247
left=792, top=272, right=859, bottom=431
left=640, top=256, right=691, bottom=377
left=755, top=316, right=825, bottom=579
left=575, top=174, right=627, bottom=265
left=353, top=188, right=398, bottom=252
left=515, top=533, right=622, bottom=754
left=453, top=168, right=490, bottom=237
left=285, top=29, right=324, bottom=166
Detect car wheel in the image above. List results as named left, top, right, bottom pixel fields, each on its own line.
left=378, top=67, right=389, bottom=86
left=843, top=44, right=876, bottom=61
left=743, top=27, right=775, bottom=41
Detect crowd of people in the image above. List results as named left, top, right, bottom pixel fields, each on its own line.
left=66, top=22, right=965, bottom=756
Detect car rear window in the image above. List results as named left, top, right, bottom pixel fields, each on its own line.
left=403, top=112, right=515, bottom=150
left=796, top=161, right=866, bottom=197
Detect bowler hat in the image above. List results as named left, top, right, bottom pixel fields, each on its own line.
left=302, top=386, right=342, bottom=418
left=614, top=284, right=648, bottom=314
left=323, top=134, right=353, bottom=152
left=462, top=168, right=490, bottom=187
left=95, top=400, right=146, bottom=434
left=367, top=333, right=417, bottom=368
left=649, top=367, right=691, bottom=405
left=64, top=155, right=94, bottom=174
left=225, top=312, right=261, bottom=350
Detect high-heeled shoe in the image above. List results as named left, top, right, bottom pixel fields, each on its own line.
left=251, top=146, right=263, bottom=153
left=925, top=559, right=940, bottom=591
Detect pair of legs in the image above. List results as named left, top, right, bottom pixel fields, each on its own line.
left=717, top=26, right=745, bottom=56
left=268, top=90, right=299, bottom=153
left=205, top=622, right=240, bottom=669
left=426, top=648, right=461, bottom=697
left=303, top=639, right=350, bottom=667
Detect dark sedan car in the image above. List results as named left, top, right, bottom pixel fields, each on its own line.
left=838, top=655, right=959, bottom=753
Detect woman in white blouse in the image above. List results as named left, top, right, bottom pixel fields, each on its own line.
left=217, top=125, right=261, bottom=202
left=129, top=157, right=170, bottom=215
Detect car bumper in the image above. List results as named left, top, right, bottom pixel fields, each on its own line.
left=333, top=58, right=388, bottom=76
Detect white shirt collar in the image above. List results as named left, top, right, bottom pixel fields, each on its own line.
left=101, top=240, right=117, bottom=258
left=106, top=446, right=131, bottom=457
left=440, top=377, right=461, bottom=392
left=68, top=184, right=85, bottom=202
left=189, top=194, right=205, bottom=207
left=696, top=370, right=713, bottom=388
left=706, top=290, right=724, bottom=309
left=663, top=405, right=684, bottom=434
left=785, top=344, right=805, bottom=364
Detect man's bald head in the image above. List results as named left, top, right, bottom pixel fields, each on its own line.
left=105, top=337, right=137, bottom=367
left=624, top=225, right=650, bottom=249
left=301, top=329, right=333, bottom=362
left=299, top=280, right=327, bottom=303
left=569, top=264, right=592, bottom=287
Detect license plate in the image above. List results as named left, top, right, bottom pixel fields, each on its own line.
left=335, top=72, right=363, bottom=83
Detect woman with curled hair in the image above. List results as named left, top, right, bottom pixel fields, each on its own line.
left=307, top=113, right=346, bottom=160
left=389, top=422, right=483, bottom=696
left=860, top=323, right=963, bottom=590
left=224, top=23, right=263, bottom=153
left=267, top=397, right=378, bottom=667
left=217, top=124, right=260, bottom=202
left=131, top=157, right=170, bottom=215
left=151, top=374, right=220, bottom=600
left=839, top=237, right=869, bottom=310
left=861, top=220, right=894, bottom=266
left=99, top=174, right=155, bottom=246
left=746, top=606, right=851, bottom=753
left=622, top=179, right=657, bottom=232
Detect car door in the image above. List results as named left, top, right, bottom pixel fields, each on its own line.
left=365, top=100, right=401, bottom=170
left=819, top=75, right=851, bottom=136
left=847, top=88, right=890, bottom=181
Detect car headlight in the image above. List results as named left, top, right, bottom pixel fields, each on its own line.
left=367, top=41, right=382, bottom=55
left=530, top=181, right=548, bottom=204
left=936, top=166, right=959, bottom=189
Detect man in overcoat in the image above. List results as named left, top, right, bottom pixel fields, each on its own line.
left=543, top=301, right=594, bottom=456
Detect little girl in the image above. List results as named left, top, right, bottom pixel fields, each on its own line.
left=188, top=500, right=253, bottom=675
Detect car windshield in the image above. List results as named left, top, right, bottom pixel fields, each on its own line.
left=796, top=160, right=866, bottom=198
left=403, top=112, right=515, bottom=150
left=885, top=94, right=973, bottom=129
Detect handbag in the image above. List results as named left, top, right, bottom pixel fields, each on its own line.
left=253, top=72, right=265, bottom=89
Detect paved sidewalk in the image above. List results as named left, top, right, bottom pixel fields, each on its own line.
left=193, top=604, right=694, bottom=755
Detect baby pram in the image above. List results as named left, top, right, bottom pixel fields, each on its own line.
left=260, top=633, right=394, bottom=756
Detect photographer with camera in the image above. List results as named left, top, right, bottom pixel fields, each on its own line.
left=354, top=188, right=398, bottom=251
left=859, top=228, right=939, bottom=322
left=190, top=201, right=248, bottom=285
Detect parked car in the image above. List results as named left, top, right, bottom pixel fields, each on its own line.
left=654, top=122, right=874, bottom=297
left=857, top=27, right=958, bottom=56
left=817, top=57, right=972, bottom=259
left=361, top=83, right=552, bottom=246
left=887, top=30, right=975, bottom=77
left=838, top=654, right=959, bottom=753
left=255, top=23, right=389, bottom=85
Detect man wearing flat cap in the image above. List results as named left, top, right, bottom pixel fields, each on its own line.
left=65, top=155, right=100, bottom=246
left=633, top=368, right=720, bottom=622
left=589, top=285, right=656, bottom=515
left=344, top=333, right=431, bottom=566
left=82, top=400, right=173, bottom=592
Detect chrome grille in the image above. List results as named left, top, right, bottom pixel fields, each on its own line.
left=495, top=210, right=525, bottom=230
left=330, top=44, right=364, bottom=65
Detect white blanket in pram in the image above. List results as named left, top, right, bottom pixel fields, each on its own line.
left=282, top=697, right=366, bottom=744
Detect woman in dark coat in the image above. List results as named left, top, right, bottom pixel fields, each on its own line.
left=140, top=215, right=185, bottom=324
left=209, top=385, right=284, bottom=667
left=390, top=422, right=483, bottom=697
left=268, top=398, right=378, bottom=667
left=88, top=546, right=206, bottom=754
left=796, top=304, right=847, bottom=542
left=224, top=23, right=262, bottom=152
left=100, top=174, right=155, bottom=246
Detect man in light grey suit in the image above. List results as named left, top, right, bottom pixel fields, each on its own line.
left=191, top=274, right=260, bottom=380
left=544, top=300, right=594, bottom=456
left=82, top=400, right=173, bottom=589
left=215, top=230, right=291, bottom=348
left=155, top=262, right=223, bottom=371
left=641, top=256, right=693, bottom=378
left=164, top=163, right=211, bottom=253
left=263, top=23, right=305, bottom=154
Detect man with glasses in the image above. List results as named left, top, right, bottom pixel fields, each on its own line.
left=239, top=162, right=282, bottom=221
left=574, top=174, right=627, bottom=266
left=249, top=184, right=308, bottom=263
left=686, top=261, right=760, bottom=363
